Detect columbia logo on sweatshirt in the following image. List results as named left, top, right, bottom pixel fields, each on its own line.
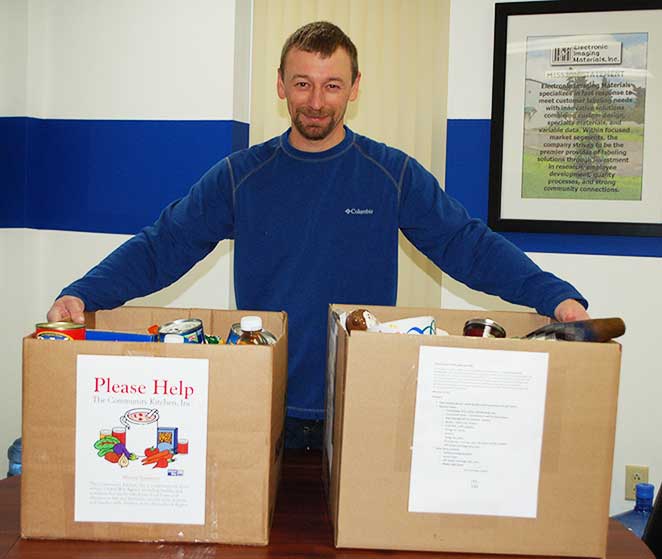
left=345, top=208, right=374, bottom=215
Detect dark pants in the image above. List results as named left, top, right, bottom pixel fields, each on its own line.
left=284, top=417, right=324, bottom=450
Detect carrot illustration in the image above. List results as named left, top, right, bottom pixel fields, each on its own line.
left=141, top=449, right=173, bottom=465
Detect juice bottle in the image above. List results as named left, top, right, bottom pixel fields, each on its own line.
left=237, top=316, right=273, bottom=345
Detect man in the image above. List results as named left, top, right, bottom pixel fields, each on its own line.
left=48, top=21, right=589, bottom=449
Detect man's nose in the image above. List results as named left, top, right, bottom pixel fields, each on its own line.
left=308, top=86, right=324, bottom=110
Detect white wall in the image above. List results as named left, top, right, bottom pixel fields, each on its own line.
left=0, top=0, right=27, bottom=116
left=1, top=0, right=29, bottom=478
left=444, top=0, right=661, bottom=515
left=25, top=1, right=244, bottom=120
left=0, top=0, right=251, bottom=477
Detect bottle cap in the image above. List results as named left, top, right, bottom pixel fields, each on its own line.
left=240, top=316, right=262, bottom=332
left=636, top=483, right=655, bottom=499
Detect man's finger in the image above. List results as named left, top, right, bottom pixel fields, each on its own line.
left=46, top=305, right=68, bottom=322
left=46, top=297, right=86, bottom=324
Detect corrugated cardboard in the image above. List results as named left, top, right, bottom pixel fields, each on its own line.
left=324, top=304, right=621, bottom=558
left=21, top=306, right=288, bottom=545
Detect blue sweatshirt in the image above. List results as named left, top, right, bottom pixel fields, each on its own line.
left=61, top=127, right=587, bottom=419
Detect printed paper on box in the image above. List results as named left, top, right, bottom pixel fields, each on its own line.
left=74, top=355, right=209, bottom=524
left=409, top=346, right=548, bottom=518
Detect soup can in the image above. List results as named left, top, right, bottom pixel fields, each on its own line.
left=35, top=321, right=86, bottom=340
left=158, top=318, right=205, bottom=343
left=463, top=318, right=507, bottom=338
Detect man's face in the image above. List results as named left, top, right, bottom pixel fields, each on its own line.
left=277, top=47, right=360, bottom=151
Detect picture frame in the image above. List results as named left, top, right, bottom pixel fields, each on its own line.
left=488, top=1, right=662, bottom=237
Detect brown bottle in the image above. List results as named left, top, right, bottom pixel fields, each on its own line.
left=237, top=316, right=272, bottom=345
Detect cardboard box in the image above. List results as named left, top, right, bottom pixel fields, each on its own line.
left=21, top=306, right=288, bottom=545
left=324, top=304, right=621, bottom=558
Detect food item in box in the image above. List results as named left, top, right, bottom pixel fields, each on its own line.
left=86, top=330, right=156, bottom=342
left=345, top=308, right=379, bottom=332
left=35, top=321, right=86, bottom=340
left=237, top=316, right=276, bottom=345
left=521, top=317, right=625, bottom=342
left=226, top=322, right=243, bottom=344
left=463, top=318, right=507, bottom=338
left=368, top=315, right=437, bottom=336
left=158, top=318, right=205, bottom=343
left=204, top=335, right=224, bottom=344
left=341, top=310, right=448, bottom=336
left=227, top=317, right=276, bottom=345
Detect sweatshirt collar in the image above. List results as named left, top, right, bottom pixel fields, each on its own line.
left=280, top=126, right=355, bottom=161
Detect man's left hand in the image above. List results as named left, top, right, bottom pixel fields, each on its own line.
left=554, top=299, right=590, bottom=322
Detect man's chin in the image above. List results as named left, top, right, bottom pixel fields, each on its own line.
left=302, top=128, right=327, bottom=140
left=293, top=116, right=337, bottom=141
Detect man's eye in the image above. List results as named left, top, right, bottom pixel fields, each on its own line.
left=295, top=82, right=309, bottom=88
left=327, top=84, right=340, bottom=90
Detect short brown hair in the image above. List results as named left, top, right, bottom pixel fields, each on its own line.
left=279, top=21, right=359, bottom=84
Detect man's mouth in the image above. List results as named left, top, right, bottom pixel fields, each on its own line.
left=300, top=110, right=331, bottom=122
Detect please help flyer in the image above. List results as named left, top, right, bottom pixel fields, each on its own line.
left=74, top=355, right=209, bottom=525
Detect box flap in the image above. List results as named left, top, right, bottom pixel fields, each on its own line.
left=322, top=308, right=349, bottom=543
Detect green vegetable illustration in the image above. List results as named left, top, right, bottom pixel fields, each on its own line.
left=94, top=436, right=121, bottom=457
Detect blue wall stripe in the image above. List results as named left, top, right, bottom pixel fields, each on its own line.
left=445, top=119, right=662, bottom=258
left=1, top=117, right=248, bottom=234
left=1, top=117, right=28, bottom=227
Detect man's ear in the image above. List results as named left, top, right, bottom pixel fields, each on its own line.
left=277, top=68, right=286, bottom=100
left=349, top=71, right=362, bottom=102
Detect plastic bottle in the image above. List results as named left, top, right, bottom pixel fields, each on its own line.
left=612, top=482, right=654, bottom=538
left=237, top=316, right=274, bottom=345
left=7, top=437, right=22, bottom=477
left=643, top=482, right=662, bottom=558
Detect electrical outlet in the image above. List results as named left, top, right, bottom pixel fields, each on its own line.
left=625, top=465, right=649, bottom=500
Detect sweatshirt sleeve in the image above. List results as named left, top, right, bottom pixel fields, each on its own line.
left=398, top=158, right=587, bottom=318
left=59, top=158, right=235, bottom=311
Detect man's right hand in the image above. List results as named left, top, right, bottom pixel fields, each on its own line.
left=47, top=296, right=86, bottom=324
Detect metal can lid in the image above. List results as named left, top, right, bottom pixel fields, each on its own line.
left=158, top=318, right=203, bottom=335
left=463, top=318, right=507, bottom=338
left=35, top=321, right=85, bottom=330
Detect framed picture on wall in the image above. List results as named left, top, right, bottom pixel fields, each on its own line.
left=488, top=0, right=662, bottom=237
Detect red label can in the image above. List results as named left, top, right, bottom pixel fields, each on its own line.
left=35, top=321, right=86, bottom=341
left=462, top=318, right=507, bottom=338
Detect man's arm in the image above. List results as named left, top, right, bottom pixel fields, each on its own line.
left=50, top=159, right=235, bottom=316
left=398, top=158, right=589, bottom=318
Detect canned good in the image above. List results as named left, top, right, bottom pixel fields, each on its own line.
left=226, top=322, right=243, bottom=345
left=463, top=318, right=507, bottom=338
left=158, top=318, right=205, bottom=343
left=35, top=321, right=86, bottom=340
